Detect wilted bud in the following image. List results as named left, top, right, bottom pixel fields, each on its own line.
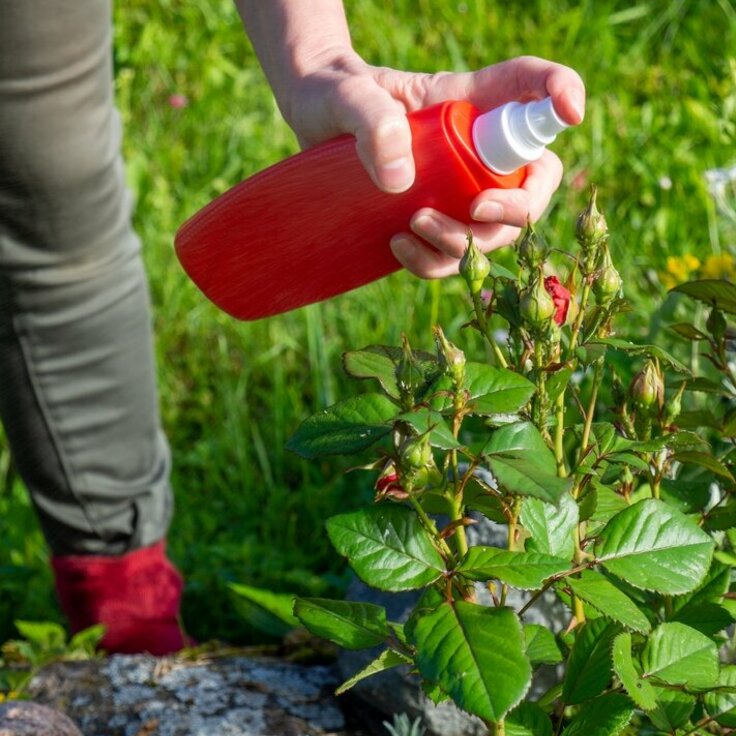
left=629, top=359, right=664, bottom=416
left=433, top=326, right=466, bottom=387
left=375, top=462, right=410, bottom=501
left=706, top=307, right=727, bottom=341
left=544, top=276, right=572, bottom=326
left=592, top=247, right=623, bottom=306
left=576, top=186, right=608, bottom=254
left=459, top=232, right=491, bottom=295
left=520, top=276, right=556, bottom=329
left=517, top=225, right=548, bottom=271
left=395, top=334, right=424, bottom=403
left=399, top=433, right=433, bottom=471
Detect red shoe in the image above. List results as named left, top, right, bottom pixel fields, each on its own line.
left=51, top=540, right=188, bottom=656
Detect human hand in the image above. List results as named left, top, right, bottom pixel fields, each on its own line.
left=285, top=52, right=585, bottom=278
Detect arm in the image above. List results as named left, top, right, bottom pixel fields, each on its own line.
left=235, top=1, right=586, bottom=278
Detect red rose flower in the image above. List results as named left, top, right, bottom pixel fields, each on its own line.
left=544, top=276, right=571, bottom=326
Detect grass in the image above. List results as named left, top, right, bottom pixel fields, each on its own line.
left=1, top=0, right=735, bottom=644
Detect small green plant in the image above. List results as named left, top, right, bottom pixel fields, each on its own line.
left=0, top=620, right=104, bottom=702
left=287, top=189, right=736, bottom=734
left=384, top=712, right=426, bottom=736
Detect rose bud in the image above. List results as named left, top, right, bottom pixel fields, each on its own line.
left=592, top=248, right=623, bottom=306
left=395, top=334, right=425, bottom=405
left=544, top=276, right=571, bottom=326
left=375, top=467, right=409, bottom=501
left=517, top=225, right=548, bottom=271
left=576, top=186, right=608, bottom=257
left=520, top=277, right=557, bottom=328
left=629, top=359, right=664, bottom=416
left=459, top=233, right=491, bottom=295
left=399, top=434, right=433, bottom=471
left=433, top=326, right=466, bottom=387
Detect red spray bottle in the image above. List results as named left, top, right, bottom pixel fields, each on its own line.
left=175, top=96, right=568, bottom=320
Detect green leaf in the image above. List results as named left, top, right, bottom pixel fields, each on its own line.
left=671, top=602, right=735, bottom=636
left=411, top=602, right=531, bottom=722
left=398, top=406, right=462, bottom=450
left=585, top=486, right=628, bottom=536
left=432, top=363, right=536, bottom=416
left=567, top=571, right=651, bottom=633
left=326, top=505, right=445, bottom=591
left=524, top=624, right=563, bottom=666
left=68, top=624, right=106, bottom=654
left=648, top=687, right=696, bottom=732
left=612, top=632, right=658, bottom=711
left=287, top=393, right=397, bottom=457
left=484, top=422, right=573, bottom=505
left=342, top=345, right=439, bottom=399
left=673, top=450, right=735, bottom=480
left=335, top=648, right=412, bottom=695
left=704, top=501, right=736, bottom=531
left=13, top=620, right=67, bottom=650
left=560, top=692, right=635, bottom=736
left=589, top=337, right=691, bottom=374
left=562, top=619, right=619, bottom=705
left=520, top=493, right=578, bottom=560
left=293, top=598, right=390, bottom=650
left=546, top=366, right=574, bottom=404
left=228, top=582, right=299, bottom=637
left=506, top=702, right=553, bottom=736
left=671, top=279, right=736, bottom=314
left=594, top=499, right=714, bottom=594
left=704, top=664, right=736, bottom=727
left=466, top=364, right=536, bottom=415
left=459, top=548, right=569, bottom=589
left=670, top=322, right=709, bottom=341
left=641, top=622, right=719, bottom=689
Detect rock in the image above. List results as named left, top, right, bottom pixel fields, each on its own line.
left=28, top=652, right=372, bottom=736
left=0, top=701, right=83, bottom=736
left=338, top=513, right=570, bottom=736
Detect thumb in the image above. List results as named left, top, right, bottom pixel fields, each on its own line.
left=338, top=86, right=415, bottom=193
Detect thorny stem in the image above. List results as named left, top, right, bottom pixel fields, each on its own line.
left=554, top=387, right=568, bottom=477
left=578, top=359, right=603, bottom=472
left=450, top=400, right=469, bottom=560
left=517, top=562, right=592, bottom=618
left=472, top=291, right=508, bottom=368
left=500, top=498, right=523, bottom=606
left=567, top=279, right=592, bottom=359
left=533, top=340, right=550, bottom=439
left=407, top=493, right=456, bottom=565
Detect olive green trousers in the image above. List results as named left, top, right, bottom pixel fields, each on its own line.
left=0, top=0, right=173, bottom=555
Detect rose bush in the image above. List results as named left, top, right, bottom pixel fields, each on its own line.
left=287, top=189, right=736, bottom=735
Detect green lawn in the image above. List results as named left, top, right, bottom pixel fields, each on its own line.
left=1, top=0, right=735, bottom=644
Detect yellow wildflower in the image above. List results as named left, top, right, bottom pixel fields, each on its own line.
left=661, top=254, right=701, bottom=289
left=701, top=253, right=736, bottom=281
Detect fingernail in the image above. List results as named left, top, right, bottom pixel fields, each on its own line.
left=390, top=234, right=414, bottom=258
left=377, top=157, right=414, bottom=193
left=567, top=88, right=585, bottom=124
left=472, top=201, right=504, bottom=221
left=411, top=214, right=440, bottom=239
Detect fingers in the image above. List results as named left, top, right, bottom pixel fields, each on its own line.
left=324, top=76, right=416, bottom=193
left=391, top=150, right=563, bottom=279
left=470, top=151, right=564, bottom=224
left=470, top=57, right=586, bottom=125
left=409, top=56, right=585, bottom=127
left=391, top=219, right=522, bottom=279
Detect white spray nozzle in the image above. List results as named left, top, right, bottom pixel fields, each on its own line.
left=472, top=96, right=569, bottom=175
